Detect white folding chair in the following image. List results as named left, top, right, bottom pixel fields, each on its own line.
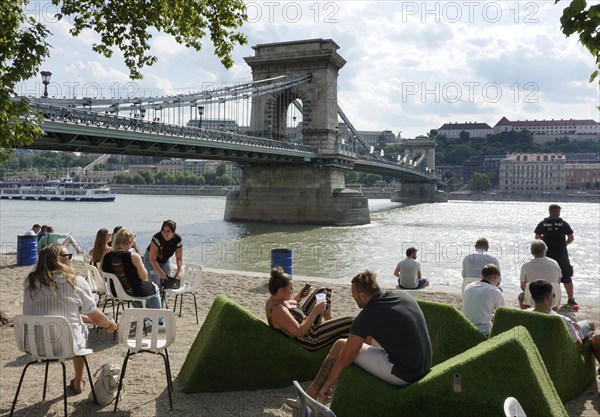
left=114, top=308, right=176, bottom=412
left=504, top=396, right=527, bottom=417
left=163, top=263, right=203, bottom=324
left=83, top=262, right=105, bottom=300
left=292, top=380, right=337, bottom=417
left=102, top=272, right=155, bottom=324
left=10, top=315, right=97, bottom=417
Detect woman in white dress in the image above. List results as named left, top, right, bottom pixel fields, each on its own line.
left=23, top=244, right=118, bottom=394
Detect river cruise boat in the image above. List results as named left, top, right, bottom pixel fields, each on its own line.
left=0, top=180, right=116, bottom=202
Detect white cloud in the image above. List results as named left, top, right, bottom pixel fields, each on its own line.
left=21, top=0, right=599, bottom=137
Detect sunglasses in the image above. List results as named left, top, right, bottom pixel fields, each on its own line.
left=59, top=253, right=73, bottom=260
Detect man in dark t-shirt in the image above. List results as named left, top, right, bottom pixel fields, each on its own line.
left=534, top=204, right=576, bottom=306
left=303, top=270, right=432, bottom=403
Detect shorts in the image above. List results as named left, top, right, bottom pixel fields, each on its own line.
left=353, top=343, right=410, bottom=386
left=559, top=263, right=573, bottom=284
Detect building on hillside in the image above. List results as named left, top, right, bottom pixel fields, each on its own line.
left=493, top=117, right=599, bottom=136
left=184, top=159, right=221, bottom=176
left=129, top=164, right=156, bottom=174
left=564, top=153, right=600, bottom=190
left=437, top=122, right=493, bottom=139
left=157, top=159, right=184, bottom=175
left=355, top=129, right=398, bottom=145
left=436, top=164, right=463, bottom=181
left=499, top=153, right=566, bottom=192
left=184, top=159, right=241, bottom=181
left=462, top=155, right=506, bottom=186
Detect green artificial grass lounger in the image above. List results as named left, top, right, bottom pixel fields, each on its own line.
left=489, top=307, right=596, bottom=402
left=331, top=326, right=567, bottom=417
left=416, top=299, right=487, bottom=365
left=178, top=294, right=330, bottom=392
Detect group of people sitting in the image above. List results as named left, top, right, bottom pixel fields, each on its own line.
left=87, top=220, right=184, bottom=314
left=21, top=219, right=184, bottom=395
left=266, top=234, right=598, bottom=408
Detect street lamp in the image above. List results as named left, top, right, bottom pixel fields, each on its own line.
left=41, top=71, right=52, bottom=98
left=198, top=105, right=204, bottom=129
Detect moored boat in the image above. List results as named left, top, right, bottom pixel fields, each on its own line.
left=0, top=180, right=116, bottom=202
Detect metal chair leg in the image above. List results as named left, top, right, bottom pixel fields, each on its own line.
left=61, top=362, right=67, bottom=417
left=191, top=293, right=198, bottom=324
left=113, top=350, right=131, bottom=413
left=9, top=361, right=34, bottom=417
left=43, top=361, right=49, bottom=400
left=83, top=356, right=97, bottom=404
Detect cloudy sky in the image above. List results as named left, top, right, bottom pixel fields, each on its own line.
left=20, top=0, right=599, bottom=138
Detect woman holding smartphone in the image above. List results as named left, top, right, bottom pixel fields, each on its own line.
left=265, top=267, right=354, bottom=351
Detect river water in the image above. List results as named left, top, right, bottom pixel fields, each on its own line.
left=1, top=196, right=598, bottom=299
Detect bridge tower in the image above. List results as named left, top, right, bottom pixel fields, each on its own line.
left=391, top=138, right=447, bottom=203
left=225, top=39, right=370, bottom=225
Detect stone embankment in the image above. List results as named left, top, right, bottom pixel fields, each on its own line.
left=109, top=184, right=599, bottom=203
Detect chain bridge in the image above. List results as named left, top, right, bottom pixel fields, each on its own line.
left=23, top=39, right=447, bottom=225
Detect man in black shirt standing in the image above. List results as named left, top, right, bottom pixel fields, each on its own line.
left=534, top=204, right=576, bottom=307
left=302, top=270, right=432, bottom=403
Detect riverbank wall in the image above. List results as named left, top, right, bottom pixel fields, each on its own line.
left=109, top=184, right=599, bottom=203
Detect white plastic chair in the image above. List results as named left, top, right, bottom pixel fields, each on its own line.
left=504, top=396, right=527, bottom=417
left=102, top=272, right=155, bottom=323
left=83, top=262, right=104, bottom=296
left=114, top=308, right=176, bottom=412
left=163, top=263, right=203, bottom=324
left=10, top=315, right=97, bottom=417
left=292, top=380, right=337, bottom=417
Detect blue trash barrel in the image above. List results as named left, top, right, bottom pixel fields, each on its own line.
left=17, top=235, right=38, bottom=266
left=271, top=248, right=293, bottom=275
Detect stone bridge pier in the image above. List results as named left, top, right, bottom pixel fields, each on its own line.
left=390, top=138, right=447, bottom=203
left=224, top=39, right=370, bottom=225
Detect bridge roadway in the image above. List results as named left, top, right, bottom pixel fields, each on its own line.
left=26, top=103, right=434, bottom=182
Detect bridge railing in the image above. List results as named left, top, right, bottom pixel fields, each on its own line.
left=31, top=103, right=318, bottom=155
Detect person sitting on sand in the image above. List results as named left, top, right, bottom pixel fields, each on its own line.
left=528, top=279, right=595, bottom=353
left=265, top=267, right=353, bottom=351
left=23, top=244, right=118, bottom=394
left=394, top=247, right=429, bottom=290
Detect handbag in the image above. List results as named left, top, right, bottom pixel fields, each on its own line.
left=89, top=363, right=121, bottom=405
left=161, top=275, right=181, bottom=290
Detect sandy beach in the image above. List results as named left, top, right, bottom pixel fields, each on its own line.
left=1, top=253, right=598, bottom=416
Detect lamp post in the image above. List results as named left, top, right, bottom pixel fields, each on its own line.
left=41, top=71, right=52, bottom=98
left=198, top=105, right=204, bottom=129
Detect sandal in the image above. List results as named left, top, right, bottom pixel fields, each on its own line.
left=284, top=397, right=301, bottom=410
left=67, top=379, right=85, bottom=395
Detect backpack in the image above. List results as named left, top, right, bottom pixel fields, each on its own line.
left=89, top=363, right=121, bottom=405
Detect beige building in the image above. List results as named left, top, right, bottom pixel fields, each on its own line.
left=437, top=122, right=493, bottom=139
left=157, top=159, right=184, bottom=175
left=566, top=162, right=600, bottom=190
left=499, top=153, right=566, bottom=192
left=494, top=117, right=599, bottom=136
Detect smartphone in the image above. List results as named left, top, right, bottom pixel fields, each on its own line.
left=302, top=283, right=311, bottom=293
